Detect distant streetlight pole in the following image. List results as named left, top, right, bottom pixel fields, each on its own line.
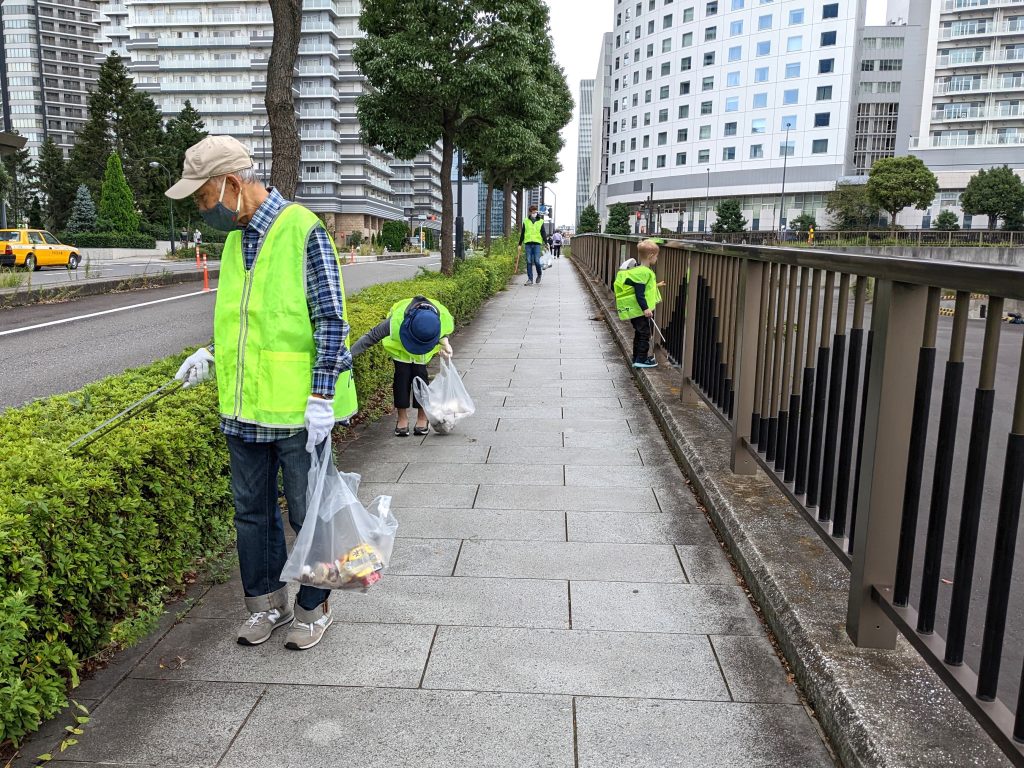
left=704, top=168, right=710, bottom=233
left=542, top=184, right=557, bottom=232
left=148, top=161, right=176, bottom=254
left=778, top=123, right=792, bottom=232
left=455, top=147, right=464, bottom=261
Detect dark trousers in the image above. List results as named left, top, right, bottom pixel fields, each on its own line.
left=226, top=432, right=330, bottom=611
left=394, top=360, right=429, bottom=409
left=630, top=316, right=652, bottom=362
left=552, top=245, right=562, bottom=257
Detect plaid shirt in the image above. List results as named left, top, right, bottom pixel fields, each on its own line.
left=219, top=189, right=352, bottom=443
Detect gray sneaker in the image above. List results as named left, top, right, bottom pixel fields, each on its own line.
left=524, top=279, right=533, bottom=285
left=237, top=606, right=293, bottom=646
left=285, top=601, right=334, bottom=651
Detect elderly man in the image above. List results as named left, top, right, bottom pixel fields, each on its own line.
left=170, top=135, right=357, bottom=650
left=517, top=204, right=548, bottom=286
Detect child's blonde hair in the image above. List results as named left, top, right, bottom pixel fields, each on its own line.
left=637, top=239, right=660, bottom=262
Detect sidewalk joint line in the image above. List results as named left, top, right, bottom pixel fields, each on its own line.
left=567, top=581, right=573, bottom=630
left=450, top=539, right=465, bottom=577
left=674, top=545, right=691, bottom=583
left=215, top=684, right=268, bottom=767
left=417, top=626, right=440, bottom=689
left=572, top=696, right=581, bottom=768
left=707, top=636, right=736, bottom=703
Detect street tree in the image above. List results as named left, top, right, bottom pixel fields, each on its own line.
left=66, top=184, right=98, bottom=232
left=578, top=204, right=600, bottom=233
left=934, top=209, right=960, bottom=231
left=2, top=140, right=36, bottom=227
left=825, top=183, right=879, bottom=231
left=36, top=137, right=74, bottom=231
left=711, top=199, right=747, bottom=233
left=266, top=0, right=302, bottom=199
left=355, top=0, right=563, bottom=276
left=959, top=166, right=1024, bottom=230
left=98, top=153, right=140, bottom=234
left=866, top=156, right=938, bottom=231
left=605, top=202, right=632, bottom=235
left=164, top=100, right=208, bottom=226
left=789, top=212, right=816, bottom=234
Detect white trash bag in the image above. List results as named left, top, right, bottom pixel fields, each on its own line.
left=412, top=357, right=476, bottom=434
left=542, top=252, right=554, bottom=269
left=280, top=445, right=397, bottom=590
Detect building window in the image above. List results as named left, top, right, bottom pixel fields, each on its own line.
left=705, top=25, right=717, bottom=41
left=660, top=85, right=670, bottom=98
left=822, top=3, right=838, bottom=18
left=659, top=107, right=669, bottom=121
left=789, top=8, right=804, bottom=23
left=661, top=62, right=672, bottom=75
left=644, top=112, right=652, bottom=125
left=781, top=115, right=797, bottom=129
left=645, top=89, right=652, bottom=102
left=725, top=96, right=739, bottom=110
left=814, top=112, right=830, bottom=126
left=662, top=37, right=672, bottom=52
left=664, top=13, right=674, bottom=27
left=632, top=115, right=639, bottom=127
left=821, top=30, right=837, bottom=45
left=649, top=19, right=656, bottom=33
left=681, top=56, right=692, bottom=70
left=753, top=92, right=768, bottom=108
left=682, top=31, right=694, bottom=46
left=785, top=62, right=800, bottom=78
left=646, top=66, right=654, bottom=80
left=634, top=71, right=641, bottom=84
left=643, top=135, right=651, bottom=148
left=684, top=7, right=695, bottom=21
left=680, top=80, right=691, bottom=94
left=632, top=94, right=639, bottom=106
left=658, top=131, right=668, bottom=145
left=816, top=85, right=832, bottom=100
left=698, top=149, right=710, bottom=163
left=647, top=43, right=655, bottom=56
left=678, top=104, right=690, bottom=118
left=722, top=146, right=736, bottom=160
left=750, top=144, right=764, bottom=158
left=783, top=88, right=799, bottom=104
left=787, top=35, right=803, bottom=51
left=677, top=127, right=689, bottom=141
left=630, top=159, right=637, bottom=171
left=676, top=151, right=687, bottom=165
left=702, top=76, right=715, bottom=90
left=700, top=100, right=713, bottom=114
left=706, top=0, right=718, bottom=14
left=861, top=59, right=875, bottom=71
left=727, top=71, right=741, bottom=86
left=879, top=59, right=902, bottom=71
left=630, top=137, right=638, bottom=150
left=751, top=118, right=767, bottom=133
left=656, top=154, right=667, bottom=168
left=756, top=40, right=771, bottom=55
left=728, top=45, right=742, bottom=61
left=642, top=157, right=651, bottom=170
left=724, top=121, right=738, bottom=136
left=704, top=51, right=716, bottom=65
left=779, top=140, right=795, bottom=156
left=758, top=14, right=772, bottom=30
left=812, top=138, right=828, bottom=153
left=819, top=58, right=835, bottom=73
left=699, top=124, right=712, bottom=139
left=754, top=66, right=769, bottom=82
left=730, top=20, right=743, bottom=35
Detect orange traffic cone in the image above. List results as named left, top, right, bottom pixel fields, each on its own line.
left=195, top=245, right=200, bottom=268
left=202, top=255, right=209, bottom=292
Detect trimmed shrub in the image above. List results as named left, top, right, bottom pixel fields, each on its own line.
left=65, top=185, right=98, bottom=233
left=168, top=243, right=224, bottom=261
left=0, top=239, right=517, bottom=748
left=381, top=220, right=406, bottom=252
left=58, top=232, right=157, bottom=249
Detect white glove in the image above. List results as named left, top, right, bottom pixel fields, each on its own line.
left=440, top=338, right=453, bottom=359
left=304, top=396, right=336, bottom=453
left=175, top=348, right=214, bottom=389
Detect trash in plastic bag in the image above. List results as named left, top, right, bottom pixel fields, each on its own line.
left=412, top=357, right=475, bottom=434
left=542, top=252, right=553, bottom=269
left=280, top=445, right=398, bottom=591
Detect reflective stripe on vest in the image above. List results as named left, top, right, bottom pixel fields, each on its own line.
left=613, top=265, right=662, bottom=320
left=213, top=203, right=357, bottom=427
left=380, top=297, right=456, bottom=364
left=523, top=217, right=545, bottom=244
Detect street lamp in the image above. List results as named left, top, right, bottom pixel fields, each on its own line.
left=542, top=184, right=557, bottom=233
left=704, top=168, right=710, bottom=234
left=778, top=122, right=792, bottom=233
left=148, top=161, right=176, bottom=254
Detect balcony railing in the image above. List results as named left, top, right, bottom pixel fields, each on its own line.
left=931, top=104, right=1024, bottom=119
left=934, top=78, right=989, bottom=93
left=911, top=132, right=1024, bottom=146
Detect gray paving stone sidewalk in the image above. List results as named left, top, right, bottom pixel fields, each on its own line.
left=21, top=258, right=837, bottom=767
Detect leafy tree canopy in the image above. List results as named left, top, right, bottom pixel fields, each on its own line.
left=98, top=153, right=140, bottom=235
left=934, top=209, right=960, bottom=231
left=711, top=199, right=747, bottom=233
left=826, top=183, right=879, bottom=231
left=578, top=204, right=600, bottom=233
left=959, top=166, right=1024, bottom=229
left=605, top=202, right=632, bottom=235
left=866, top=156, right=938, bottom=231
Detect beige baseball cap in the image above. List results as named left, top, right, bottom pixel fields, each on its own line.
left=165, top=135, right=254, bottom=199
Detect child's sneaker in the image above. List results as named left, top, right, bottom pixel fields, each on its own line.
left=633, top=357, right=658, bottom=368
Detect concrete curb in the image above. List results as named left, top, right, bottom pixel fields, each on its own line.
left=571, top=258, right=1014, bottom=768
left=0, top=268, right=218, bottom=309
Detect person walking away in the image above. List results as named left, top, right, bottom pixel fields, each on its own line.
left=518, top=204, right=547, bottom=285
left=551, top=230, right=563, bottom=258
left=350, top=295, right=454, bottom=436
left=169, top=135, right=357, bottom=651
left=614, top=239, right=665, bottom=368
left=193, top=227, right=202, bottom=248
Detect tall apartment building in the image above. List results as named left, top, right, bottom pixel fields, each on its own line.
left=576, top=78, right=595, bottom=225
left=588, top=33, right=614, bottom=226
left=392, top=143, right=443, bottom=230
left=0, top=0, right=101, bottom=158
left=105, top=0, right=414, bottom=238
left=910, top=0, right=1024, bottom=226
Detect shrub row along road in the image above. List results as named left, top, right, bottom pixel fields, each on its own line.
left=0, top=254, right=440, bottom=411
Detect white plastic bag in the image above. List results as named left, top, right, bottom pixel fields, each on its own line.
left=412, top=358, right=476, bottom=434
left=280, top=446, right=398, bottom=590
left=542, top=252, right=553, bottom=269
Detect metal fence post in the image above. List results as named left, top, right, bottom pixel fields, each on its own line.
left=681, top=250, right=701, bottom=404
left=731, top=256, right=763, bottom=474
left=847, top=278, right=929, bottom=648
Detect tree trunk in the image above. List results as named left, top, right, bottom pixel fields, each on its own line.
left=439, top=130, right=455, bottom=275
left=502, top=180, right=513, bottom=240
left=484, top=180, right=494, bottom=254
left=266, top=0, right=302, bottom=200
left=516, top=187, right=524, bottom=233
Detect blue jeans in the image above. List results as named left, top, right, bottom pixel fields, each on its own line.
left=226, top=431, right=329, bottom=611
left=525, top=242, right=543, bottom=280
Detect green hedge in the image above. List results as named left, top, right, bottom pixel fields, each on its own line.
left=168, top=243, right=224, bottom=261
left=0, top=240, right=517, bottom=748
left=59, top=232, right=158, bottom=249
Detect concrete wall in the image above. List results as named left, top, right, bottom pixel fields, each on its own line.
left=828, top=244, right=1024, bottom=267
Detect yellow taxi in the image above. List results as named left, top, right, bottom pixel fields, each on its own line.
left=0, top=228, right=81, bottom=270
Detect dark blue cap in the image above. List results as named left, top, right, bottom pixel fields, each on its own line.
left=399, top=303, right=442, bottom=355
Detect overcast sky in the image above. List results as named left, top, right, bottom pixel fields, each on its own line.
left=546, top=0, right=888, bottom=228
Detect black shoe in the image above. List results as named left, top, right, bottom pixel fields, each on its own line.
left=633, top=357, right=658, bottom=369
left=395, top=425, right=410, bottom=437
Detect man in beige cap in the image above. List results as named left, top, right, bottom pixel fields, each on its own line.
left=170, top=135, right=358, bottom=651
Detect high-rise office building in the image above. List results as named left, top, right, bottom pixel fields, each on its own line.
left=588, top=33, right=614, bottom=227
left=0, top=0, right=102, bottom=159
left=576, top=78, right=595, bottom=225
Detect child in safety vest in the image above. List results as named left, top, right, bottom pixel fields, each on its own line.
left=351, top=296, right=455, bottom=436
left=614, top=239, right=664, bottom=369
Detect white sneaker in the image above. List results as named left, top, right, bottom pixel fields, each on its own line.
left=284, top=601, right=333, bottom=651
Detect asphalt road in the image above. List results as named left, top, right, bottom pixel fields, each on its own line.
left=11, top=258, right=201, bottom=288
left=0, top=254, right=440, bottom=410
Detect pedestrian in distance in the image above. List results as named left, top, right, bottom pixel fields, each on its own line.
left=518, top=204, right=548, bottom=286
left=180, top=226, right=188, bottom=247
left=551, top=230, right=563, bottom=258
left=614, top=239, right=666, bottom=368
left=193, top=227, right=202, bottom=247
left=170, top=135, right=357, bottom=651
left=351, top=296, right=454, bottom=436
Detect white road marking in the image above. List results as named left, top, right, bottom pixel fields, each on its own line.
left=342, top=257, right=441, bottom=268
left=0, top=288, right=216, bottom=337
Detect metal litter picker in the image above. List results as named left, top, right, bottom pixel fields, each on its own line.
left=68, top=379, right=182, bottom=453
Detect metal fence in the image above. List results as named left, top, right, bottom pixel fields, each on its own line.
left=574, top=234, right=1024, bottom=766
left=656, top=229, right=1024, bottom=248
